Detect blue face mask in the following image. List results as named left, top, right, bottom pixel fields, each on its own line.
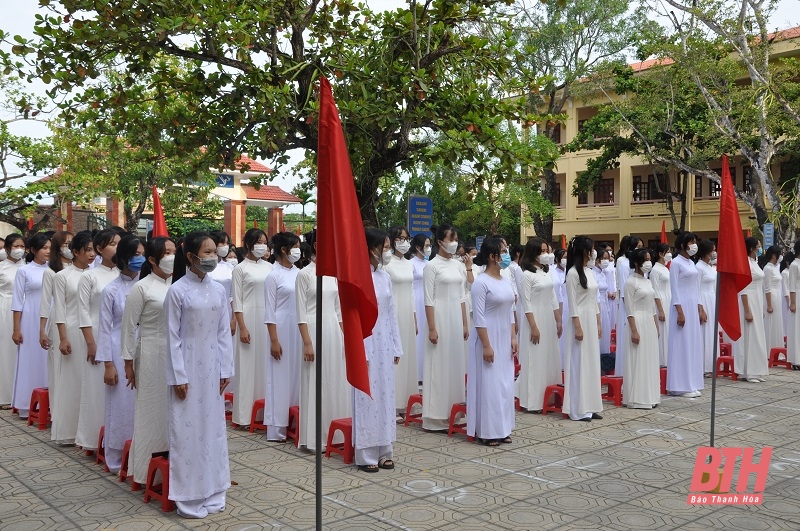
left=756, top=247, right=763, bottom=257
left=500, top=252, right=511, bottom=269
left=128, top=255, right=146, bottom=272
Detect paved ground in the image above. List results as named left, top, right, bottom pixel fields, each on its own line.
left=1, top=369, right=799, bottom=531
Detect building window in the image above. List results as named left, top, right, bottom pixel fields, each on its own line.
left=694, top=176, right=703, bottom=198
left=710, top=180, right=721, bottom=197
left=742, top=165, right=753, bottom=194
left=551, top=124, right=561, bottom=144
left=594, top=179, right=614, bottom=204
left=577, top=190, right=588, bottom=205
left=633, top=173, right=668, bottom=202
left=552, top=181, right=562, bottom=207
left=633, top=176, right=649, bottom=202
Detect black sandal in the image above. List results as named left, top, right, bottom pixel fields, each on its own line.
left=481, top=439, right=500, bottom=447
left=358, top=464, right=379, bottom=473
left=501, top=436, right=512, bottom=444
left=378, top=458, right=395, bottom=470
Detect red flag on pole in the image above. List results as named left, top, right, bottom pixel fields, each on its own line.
left=716, top=155, right=751, bottom=341
left=660, top=220, right=668, bottom=244
left=27, top=216, right=34, bottom=231
left=561, top=233, right=567, bottom=250
left=151, top=186, right=169, bottom=238
left=316, top=76, right=377, bottom=396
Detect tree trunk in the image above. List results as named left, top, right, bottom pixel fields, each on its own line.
left=532, top=168, right=556, bottom=243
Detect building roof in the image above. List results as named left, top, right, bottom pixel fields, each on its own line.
left=241, top=184, right=301, bottom=204
left=232, top=155, right=271, bottom=174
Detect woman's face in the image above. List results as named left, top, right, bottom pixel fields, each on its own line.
left=644, top=252, right=651, bottom=264
left=540, top=242, right=548, bottom=255
left=35, top=241, right=52, bottom=263
left=75, top=244, right=96, bottom=265
left=99, top=234, right=121, bottom=262
left=382, top=237, right=391, bottom=254
left=195, top=238, right=217, bottom=261
left=440, top=231, right=457, bottom=246
left=8, top=238, right=25, bottom=256
left=62, top=235, right=73, bottom=256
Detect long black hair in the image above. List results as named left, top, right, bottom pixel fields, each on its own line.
left=566, top=235, right=594, bottom=289
left=115, top=235, right=144, bottom=272
left=242, top=228, right=267, bottom=254
left=271, top=232, right=300, bottom=259
left=365, top=228, right=388, bottom=266
left=174, top=231, right=213, bottom=282
left=520, top=237, right=547, bottom=273
left=432, top=223, right=457, bottom=256
left=676, top=231, right=697, bottom=253
left=653, top=243, right=671, bottom=263
left=25, top=233, right=50, bottom=263
left=473, top=237, right=503, bottom=268
left=410, top=233, right=429, bottom=259
left=629, top=248, right=649, bottom=272
left=93, top=229, right=119, bottom=257
left=697, top=240, right=715, bottom=262
left=617, top=235, right=630, bottom=262
left=744, top=236, right=760, bottom=256
left=140, top=236, right=173, bottom=280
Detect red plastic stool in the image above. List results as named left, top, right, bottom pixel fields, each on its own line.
left=143, top=456, right=175, bottom=512
left=224, top=392, right=233, bottom=422
left=325, top=418, right=354, bottom=464
left=286, top=406, right=299, bottom=447
left=601, top=376, right=623, bottom=406
left=249, top=399, right=267, bottom=433
left=542, top=384, right=564, bottom=416
left=448, top=402, right=471, bottom=440
left=769, top=347, right=791, bottom=369
left=27, top=388, right=50, bottom=431
left=515, top=397, right=523, bottom=411
left=404, top=394, right=423, bottom=427
left=119, top=439, right=133, bottom=483
left=660, top=367, right=668, bottom=395
left=719, top=342, right=732, bottom=357
left=716, top=355, right=737, bottom=380
left=95, top=426, right=109, bottom=472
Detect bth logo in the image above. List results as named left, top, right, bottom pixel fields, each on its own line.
left=687, top=447, right=771, bottom=505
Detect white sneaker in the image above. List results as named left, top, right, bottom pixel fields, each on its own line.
left=680, top=391, right=701, bottom=398
left=747, top=378, right=761, bottom=383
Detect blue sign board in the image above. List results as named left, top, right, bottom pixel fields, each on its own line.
left=408, top=195, right=433, bottom=237
left=215, top=174, right=235, bottom=188
left=763, top=222, right=774, bottom=247
left=476, top=236, right=485, bottom=251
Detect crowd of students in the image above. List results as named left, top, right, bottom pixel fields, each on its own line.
left=0, top=224, right=795, bottom=517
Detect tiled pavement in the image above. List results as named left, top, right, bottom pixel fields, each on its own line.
left=2, top=370, right=800, bottom=531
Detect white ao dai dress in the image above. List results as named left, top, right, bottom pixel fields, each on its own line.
left=763, top=262, right=785, bottom=352
left=614, top=256, right=631, bottom=376
left=734, top=259, right=769, bottom=380
left=788, top=259, right=800, bottom=364
left=782, top=268, right=790, bottom=336
left=231, top=258, right=272, bottom=426
left=208, top=260, right=234, bottom=318
left=649, top=262, right=671, bottom=366
left=551, top=266, right=568, bottom=368
left=696, top=260, right=717, bottom=374
left=563, top=267, right=603, bottom=421
left=411, top=255, right=428, bottom=382
left=263, top=263, right=302, bottom=441
left=40, top=267, right=59, bottom=408
left=593, top=266, right=611, bottom=354
left=466, top=273, right=516, bottom=440
left=120, top=273, right=171, bottom=486
left=515, top=268, right=561, bottom=411
left=422, top=255, right=466, bottom=430
left=623, top=273, right=661, bottom=409
left=666, top=255, right=703, bottom=394
left=0, top=258, right=23, bottom=404
left=164, top=269, right=233, bottom=513
left=605, top=262, right=617, bottom=331
left=385, top=255, right=418, bottom=411
left=11, top=262, right=49, bottom=415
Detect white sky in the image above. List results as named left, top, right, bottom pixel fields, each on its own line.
left=1, top=0, right=797, bottom=215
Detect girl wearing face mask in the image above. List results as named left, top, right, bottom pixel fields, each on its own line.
left=733, top=237, right=769, bottom=383
left=208, top=231, right=236, bottom=336
left=623, top=248, right=661, bottom=409
left=119, top=236, right=175, bottom=486
left=50, top=231, right=96, bottom=444
left=650, top=243, right=672, bottom=367
left=228, top=228, right=273, bottom=428
left=384, top=226, right=418, bottom=420
left=39, top=231, right=73, bottom=404
left=95, top=235, right=144, bottom=473
left=593, top=248, right=611, bottom=355
left=164, top=231, right=233, bottom=518
left=789, top=243, right=800, bottom=369
left=515, top=238, right=562, bottom=413
left=10, top=233, right=51, bottom=419
left=422, top=223, right=469, bottom=432
left=763, top=245, right=785, bottom=354
left=263, top=231, right=302, bottom=442
left=409, top=234, right=431, bottom=383
left=76, top=229, right=121, bottom=451
left=602, top=243, right=617, bottom=335
left=551, top=247, right=569, bottom=368
left=781, top=253, right=793, bottom=339
left=563, top=236, right=603, bottom=422
left=0, top=234, right=26, bottom=408
left=614, top=235, right=643, bottom=379
left=667, top=231, right=706, bottom=398
left=695, top=240, right=717, bottom=376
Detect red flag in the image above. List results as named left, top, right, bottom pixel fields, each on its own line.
left=27, top=216, right=34, bottom=231
left=660, top=220, right=668, bottom=244
left=716, top=155, right=751, bottom=341
left=561, top=233, right=567, bottom=250
left=254, top=219, right=259, bottom=228
left=151, top=186, right=169, bottom=238
left=316, top=76, right=377, bottom=396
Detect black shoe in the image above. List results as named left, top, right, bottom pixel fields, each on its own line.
left=577, top=418, right=591, bottom=422
left=591, top=413, right=603, bottom=420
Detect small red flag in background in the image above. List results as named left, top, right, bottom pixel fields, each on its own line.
left=561, top=233, right=567, bottom=250
left=716, top=155, right=751, bottom=341
left=660, top=220, right=668, bottom=244
left=27, top=216, right=34, bottom=231
left=315, top=76, right=377, bottom=397
left=151, top=186, right=169, bottom=238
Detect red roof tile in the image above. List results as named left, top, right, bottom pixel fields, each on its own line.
left=233, top=156, right=271, bottom=173
left=241, top=184, right=301, bottom=203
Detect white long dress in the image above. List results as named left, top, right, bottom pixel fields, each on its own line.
left=788, top=259, right=800, bottom=364
left=353, top=267, right=401, bottom=465
left=120, top=273, right=171, bottom=485
left=593, top=266, right=611, bottom=354
left=263, top=263, right=301, bottom=440
left=623, top=273, right=661, bottom=409
left=782, top=268, right=790, bottom=336
left=296, top=262, right=350, bottom=450
left=563, top=267, right=603, bottom=420
left=208, top=260, right=234, bottom=318
left=411, top=255, right=428, bottom=383
left=40, top=267, right=59, bottom=410
left=164, top=269, right=233, bottom=508
left=95, top=273, right=139, bottom=471
left=605, top=262, right=617, bottom=331
left=649, top=262, right=671, bottom=366
left=614, top=256, right=631, bottom=375
left=0, top=259, right=23, bottom=405
left=422, top=255, right=466, bottom=430
left=763, top=262, right=785, bottom=352
left=666, top=255, right=703, bottom=394
left=734, top=259, right=769, bottom=379
left=230, top=258, right=272, bottom=426
left=75, top=264, right=119, bottom=450
left=466, top=274, right=516, bottom=440
left=696, top=260, right=717, bottom=374
left=516, top=268, right=561, bottom=411
left=509, top=261, right=525, bottom=343
left=551, top=266, right=568, bottom=368
left=11, top=262, right=49, bottom=414
left=385, top=255, right=418, bottom=411
left=51, top=265, right=90, bottom=443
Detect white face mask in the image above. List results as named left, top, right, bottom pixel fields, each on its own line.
left=710, top=258, right=717, bottom=266
left=287, top=248, right=302, bottom=264
left=590, top=249, right=597, bottom=262
left=423, top=246, right=432, bottom=259
left=382, top=250, right=393, bottom=266
left=10, top=248, right=25, bottom=261
left=0, top=249, right=6, bottom=261
left=395, top=241, right=411, bottom=255
left=560, top=258, right=567, bottom=268
left=226, top=258, right=239, bottom=265
left=779, top=255, right=784, bottom=264
left=687, top=243, right=698, bottom=257
left=711, top=251, right=718, bottom=261
left=641, top=261, right=653, bottom=274
left=539, top=253, right=552, bottom=266
left=252, top=244, right=269, bottom=258
left=664, top=253, right=672, bottom=263
left=158, top=254, right=176, bottom=275
left=61, top=246, right=74, bottom=260
left=600, top=259, right=609, bottom=269
left=216, top=245, right=230, bottom=258
left=442, top=241, right=459, bottom=255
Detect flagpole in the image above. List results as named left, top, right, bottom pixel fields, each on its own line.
left=315, top=275, right=323, bottom=530
left=710, top=273, right=722, bottom=449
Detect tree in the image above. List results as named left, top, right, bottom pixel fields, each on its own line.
left=290, top=181, right=316, bottom=234
left=2, top=0, right=543, bottom=227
